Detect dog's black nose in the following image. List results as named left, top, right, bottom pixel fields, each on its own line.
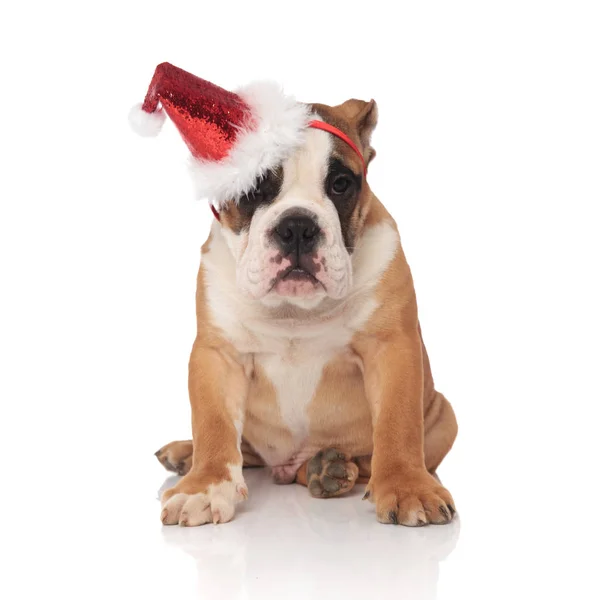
left=274, top=215, right=321, bottom=255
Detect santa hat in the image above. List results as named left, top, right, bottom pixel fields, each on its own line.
left=129, top=62, right=310, bottom=208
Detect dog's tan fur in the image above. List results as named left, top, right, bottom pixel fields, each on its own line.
left=157, top=99, right=457, bottom=527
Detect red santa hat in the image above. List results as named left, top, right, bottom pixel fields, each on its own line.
left=129, top=62, right=310, bottom=208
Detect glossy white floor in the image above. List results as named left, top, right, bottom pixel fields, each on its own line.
left=6, top=449, right=595, bottom=600
left=155, top=469, right=460, bottom=600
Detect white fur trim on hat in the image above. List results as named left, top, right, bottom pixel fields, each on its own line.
left=188, top=82, right=310, bottom=208
left=128, top=103, right=167, bottom=137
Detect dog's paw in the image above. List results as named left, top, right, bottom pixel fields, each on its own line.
left=155, top=440, right=193, bottom=476
left=307, top=448, right=359, bottom=498
left=161, top=472, right=248, bottom=527
left=364, top=469, right=455, bottom=526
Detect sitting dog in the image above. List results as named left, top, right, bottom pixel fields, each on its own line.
left=153, top=97, right=458, bottom=527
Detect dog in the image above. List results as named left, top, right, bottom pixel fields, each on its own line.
left=154, top=98, right=458, bottom=527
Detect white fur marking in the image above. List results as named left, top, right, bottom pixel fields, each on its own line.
left=257, top=350, right=331, bottom=445
left=234, top=419, right=244, bottom=452
left=352, top=221, right=400, bottom=290
left=236, top=128, right=353, bottom=304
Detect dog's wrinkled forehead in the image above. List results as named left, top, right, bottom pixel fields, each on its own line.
left=219, top=98, right=378, bottom=249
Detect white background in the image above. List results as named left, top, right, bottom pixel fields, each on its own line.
left=1, top=1, right=599, bottom=599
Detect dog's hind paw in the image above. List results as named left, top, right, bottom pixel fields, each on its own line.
left=155, top=440, right=193, bottom=476
left=307, top=448, right=359, bottom=498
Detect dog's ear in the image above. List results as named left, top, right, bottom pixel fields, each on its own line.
left=338, top=99, right=379, bottom=165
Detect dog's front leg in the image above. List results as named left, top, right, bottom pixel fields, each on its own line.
left=160, top=340, right=249, bottom=526
left=356, top=325, right=456, bottom=526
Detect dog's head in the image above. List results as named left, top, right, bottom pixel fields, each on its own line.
left=217, top=99, right=378, bottom=309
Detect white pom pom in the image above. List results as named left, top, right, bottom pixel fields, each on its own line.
left=128, top=103, right=166, bottom=137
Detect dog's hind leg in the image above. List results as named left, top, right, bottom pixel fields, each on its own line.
left=295, top=448, right=360, bottom=498
left=155, top=439, right=264, bottom=476
left=420, top=326, right=458, bottom=474
left=423, top=392, right=458, bottom=474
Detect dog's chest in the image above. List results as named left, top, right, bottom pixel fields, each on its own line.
left=203, top=253, right=385, bottom=455
left=252, top=329, right=347, bottom=435
left=235, top=303, right=373, bottom=461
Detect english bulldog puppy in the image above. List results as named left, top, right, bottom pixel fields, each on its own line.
left=155, top=99, right=458, bottom=527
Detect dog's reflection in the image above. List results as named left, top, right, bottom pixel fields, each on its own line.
left=159, top=469, right=460, bottom=600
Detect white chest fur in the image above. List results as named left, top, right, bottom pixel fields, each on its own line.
left=256, top=348, right=331, bottom=443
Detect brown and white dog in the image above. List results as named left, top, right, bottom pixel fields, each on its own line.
left=154, top=99, right=458, bottom=527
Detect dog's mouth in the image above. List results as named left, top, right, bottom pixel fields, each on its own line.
left=282, top=266, right=319, bottom=283
left=269, top=258, right=325, bottom=297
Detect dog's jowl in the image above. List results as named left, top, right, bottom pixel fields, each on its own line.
left=134, top=64, right=457, bottom=527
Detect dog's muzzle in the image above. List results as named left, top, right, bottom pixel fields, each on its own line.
left=266, top=211, right=325, bottom=295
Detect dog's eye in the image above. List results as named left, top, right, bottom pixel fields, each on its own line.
left=242, top=183, right=266, bottom=204
left=328, top=174, right=354, bottom=196
left=241, top=171, right=281, bottom=206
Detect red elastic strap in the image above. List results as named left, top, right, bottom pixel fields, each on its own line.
left=210, top=203, right=221, bottom=221
left=308, top=120, right=367, bottom=177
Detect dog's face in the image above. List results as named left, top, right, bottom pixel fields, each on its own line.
left=218, top=99, right=378, bottom=309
